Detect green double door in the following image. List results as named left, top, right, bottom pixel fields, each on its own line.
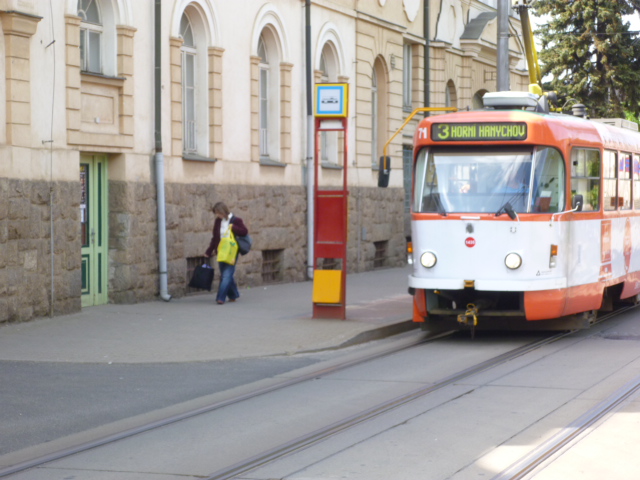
left=80, top=155, right=108, bottom=307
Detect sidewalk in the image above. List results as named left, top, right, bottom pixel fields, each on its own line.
left=0, top=266, right=415, bottom=364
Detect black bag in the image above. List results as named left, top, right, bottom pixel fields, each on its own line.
left=237, top=234, right=253, bottom=255
left=189, top=264, right=215, bottom=291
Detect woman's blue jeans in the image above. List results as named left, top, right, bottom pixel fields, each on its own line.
left=217, top=261, right=239, bottom=303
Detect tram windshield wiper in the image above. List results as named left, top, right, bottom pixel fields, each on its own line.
left=434, top=194, right=447, bottom=216
left=495, top=188, right=527, bottom=219
left=495, top=201, right=517, bottom=220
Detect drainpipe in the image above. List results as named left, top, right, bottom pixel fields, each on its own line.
left=423, top=0, right=430, bottom=115
left=154, top=0, right=171, bottom=301
left=305, top=0, right=315, bottom=280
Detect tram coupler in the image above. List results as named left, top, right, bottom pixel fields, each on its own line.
left=457, top=303, right=479, bottom=327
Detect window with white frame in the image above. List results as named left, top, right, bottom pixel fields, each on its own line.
left=372, top=58, right=387, bottom=169
left=258, top=37, right=269, bottom=158
left=78, top=0, right=103, bottom=74
left=472, top=90, right=486, bottom=110
left=371, top=67, right=378, bottom=167
left=445, top=80, right=457, bottom=108
left=257, top=30, right=280, bottom=162
left=403, top=43, right=412, bottom=111
left=180, top=13, right=197, bottom=154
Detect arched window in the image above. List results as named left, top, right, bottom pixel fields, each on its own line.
left=403, top=43, right=413, bottom=111
left=371, top=67, right=378, bottom=167
left=77, top=0, right=117, bottom=76
left=472, top=90, right=487, bottom=110
left=445, top=80, right=457, bottom=108
left=176, top=5, right=212, bottom=159
left=258, top=29, right=280, bottom=161
left=180, top=13, right=197, bottom=153
left=258, top=37, right=269, bottom=158
left=78, top=0, right=103, bottom=73
left=372, top=58, right=387, bottom=169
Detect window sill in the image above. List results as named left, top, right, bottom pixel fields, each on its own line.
left=183, top=153, right=217, bottom=162
left=321, top=161, right=343, bottom=170
left=80, top=71, right=126, bottom=87
left=259, top=157, right=286, bottom=167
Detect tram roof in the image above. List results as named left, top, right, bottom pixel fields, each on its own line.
left=417, top=109, right=640, bottom=153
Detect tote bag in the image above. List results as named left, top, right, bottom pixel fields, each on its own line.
left=217, top=227, right=238, bottom=265
left=188, top=264, right=214, bottom=291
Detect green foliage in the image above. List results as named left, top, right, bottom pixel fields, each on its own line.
left=625, top=110, right=640, bottom=128
left=531, top=0, right=640, bottom=118
left=589, top=184, right=599, bottom=210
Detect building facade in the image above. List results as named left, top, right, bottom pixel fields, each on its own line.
left=0, top=0, right=528, bottom=322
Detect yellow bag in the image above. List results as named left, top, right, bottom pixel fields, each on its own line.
left=217, top=227, right=238, bottom=265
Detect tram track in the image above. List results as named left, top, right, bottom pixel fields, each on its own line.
left=492, top=374, right=640, bottom=480
left=203, top=332, right=573, bottom=480
left=0, top=329, right=446, bottom=478
left=1, top=307, right=633, bottom=479
left=491, top=306, right=640, bottom=480
left=204, top=308, right=634, bottom=480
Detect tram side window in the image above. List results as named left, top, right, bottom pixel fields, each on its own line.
left=603, top=150, right=619, bottom=211
left=634, top=154, right=640, bottom=209
left=532, top=147, right=564, bottom=213
left=571, top=148, right=600, bottom=211
left=619, top=153, right=632, bottom=210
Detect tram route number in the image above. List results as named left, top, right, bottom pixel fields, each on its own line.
left=432, top=122, right=527, bottom=142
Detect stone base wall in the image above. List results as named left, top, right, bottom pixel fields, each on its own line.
left=109, top=181, right=160, bottom=303
left=0, top=178, right=406, bottom=323
left=164, top=183, right=309, bottom=294
left=347, top=187, right=406, bottom=272
left=110, top=182, right=406, bottom=301
left=0, top=178, right=81, bottom=323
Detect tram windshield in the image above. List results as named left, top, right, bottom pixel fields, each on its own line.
left=413, top=146, right=565, bottom=215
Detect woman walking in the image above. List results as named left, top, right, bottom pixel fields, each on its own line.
left=204, top=202, right=248, bottom=304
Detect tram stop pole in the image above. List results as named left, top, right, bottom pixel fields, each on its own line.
left=312, top=83, right=349, bottom=320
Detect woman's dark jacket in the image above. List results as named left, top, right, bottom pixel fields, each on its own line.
left=205, top=215, right=248, bottom=257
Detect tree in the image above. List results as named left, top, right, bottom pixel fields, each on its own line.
left=531, top=0, right=640, bottom=118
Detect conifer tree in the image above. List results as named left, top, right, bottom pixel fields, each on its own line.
left=530, top=0, right=640, bottom=118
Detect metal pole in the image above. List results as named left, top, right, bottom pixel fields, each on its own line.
left=497, top=0, right=511, bottom=91
left=305, top=0, right=315, bottom=280
left=423, top=0, right=430, bottom=115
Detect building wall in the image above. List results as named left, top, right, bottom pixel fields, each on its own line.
left=0, top=0, right=527, bottom=323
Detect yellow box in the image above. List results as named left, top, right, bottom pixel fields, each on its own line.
left=312, top=270, right=342, bottom=304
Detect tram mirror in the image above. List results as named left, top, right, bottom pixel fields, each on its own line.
left=378, top=156, right=391, bottom=188
left=572, top=194, right=583, bottom=211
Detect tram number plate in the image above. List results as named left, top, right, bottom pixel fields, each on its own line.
left=432, top=122, right=528, bottom=141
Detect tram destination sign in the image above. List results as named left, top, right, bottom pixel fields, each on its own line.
left=432, top=122, right=527, bottom=141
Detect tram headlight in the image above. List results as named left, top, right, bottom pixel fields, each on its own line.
left=420, top=251, right=437, bottom=268
left=505, top=252, right=522, bottom=270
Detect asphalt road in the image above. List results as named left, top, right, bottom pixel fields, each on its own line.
left=0, top=355, right=320, bottom=455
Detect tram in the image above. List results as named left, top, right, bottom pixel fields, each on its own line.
left=407, top=91, right=640, bottom=332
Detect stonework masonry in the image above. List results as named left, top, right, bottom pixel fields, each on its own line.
left=1, top=176, right=405, bottom=324
left=0, top=178, right=81, bottom=323
left=157, top=183, right=405, bottom=299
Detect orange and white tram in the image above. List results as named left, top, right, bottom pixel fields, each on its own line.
left=409, top=92, right=640, bottom=331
